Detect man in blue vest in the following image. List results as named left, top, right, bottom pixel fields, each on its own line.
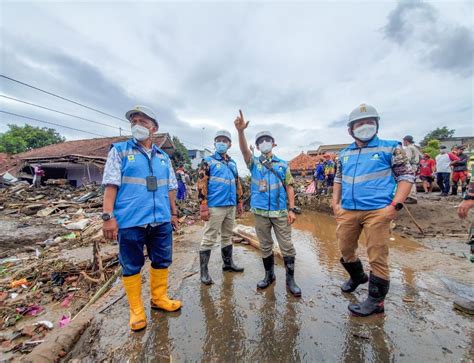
left=102, top=105, right=182, bottom=331
left=332, top=104, right=414, bottom=317
left=235, top=110, right=301, bottom=297
left=197, top=130, right=244, bottom=284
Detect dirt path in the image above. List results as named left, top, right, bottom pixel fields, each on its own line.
left=69, top=213, right=473, bottom=362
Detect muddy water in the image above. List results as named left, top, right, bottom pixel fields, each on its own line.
left=75, top=213, right=473, bottom=362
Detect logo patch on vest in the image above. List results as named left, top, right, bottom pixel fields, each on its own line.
left=127, top=155, right=135, bottom=162
left=257, top=164, right=263, bottom=171
left=371, top=153, right=380, bottom=160
left=343, top=156, right=349, bottom=164
left=216, top=163, right=221, bottom=169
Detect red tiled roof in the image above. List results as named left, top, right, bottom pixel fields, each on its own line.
left=289, top=152, right=324, bottom=171
left=16, top=134, right=171, bottom=160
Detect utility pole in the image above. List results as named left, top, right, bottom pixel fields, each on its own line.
left=119, top=127, right=122, bottom=136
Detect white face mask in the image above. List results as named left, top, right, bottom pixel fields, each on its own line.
left=132, top=125, right=150, bottom=141
left=353, top=124, right=377, bottom=142
left=259, top=141, right=273, bottom=154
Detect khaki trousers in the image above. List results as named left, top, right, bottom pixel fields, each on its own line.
left=200, top=206, right=236, bottom=251
left=254, top=214, right=296, bottom=258
left=336, top=208, right=391, bottom=280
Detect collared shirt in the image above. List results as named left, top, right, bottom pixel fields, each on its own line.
left=247, top=155, right=294, bottom=218
left=102, top=144, right=178, bottom=190
left=102, top=140, right=178, bottom=228
left=197, top=153, right=243, bottom=206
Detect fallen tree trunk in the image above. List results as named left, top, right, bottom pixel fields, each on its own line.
left=233, top=224, right=283, bottom=260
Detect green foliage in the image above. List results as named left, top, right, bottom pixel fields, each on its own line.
left=171, top=136, right=191, bottom=167
left=420, top=126, right=455, bottom=147
left=422, top=139, right=440, bottom=159
left=0, top=124, right=65, bottom=154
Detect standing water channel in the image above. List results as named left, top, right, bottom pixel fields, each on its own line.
left=97, top=211, right=473, bottom=362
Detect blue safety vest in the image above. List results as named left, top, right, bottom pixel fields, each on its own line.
left=339, top=136, right=399, bottom=211
left=204, top=152, right=238, bottom=207
left=250, top=155, right=287, bottom=211
left=112, top=139, right=171, bottom=229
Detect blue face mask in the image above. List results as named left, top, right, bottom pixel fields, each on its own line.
left=215, top=142, right=229, bottom=154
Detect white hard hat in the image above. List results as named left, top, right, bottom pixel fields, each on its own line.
left=347, top=104, right=380, bottom=127
left=255, top=131, right=274, bottom=144
left=125, top=105, right=158, bottom=127
left=214, top=130, right=232, bottom=142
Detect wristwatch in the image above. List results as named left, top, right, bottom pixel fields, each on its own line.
left=390, top=201, right=404, bottom=211
left=101, top=212, right=114, bottom=221
left=464, top=194, right=474, bottom=201
left=289, top=207, right=298, bottom=213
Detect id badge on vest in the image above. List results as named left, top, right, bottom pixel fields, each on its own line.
left=146, top=176, right=158, bottom=192
left=258, top=179, right=267, bottom=192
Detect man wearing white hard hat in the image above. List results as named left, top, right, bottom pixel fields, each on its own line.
left=332, top=104, right=414, bottom=317
left=235, top=110, right=301, bottom=297
left=102, top=105, right=182, bottom=331
left=198, top=129, right=244, bottom=285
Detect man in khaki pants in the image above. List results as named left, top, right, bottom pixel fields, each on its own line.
left=198, top=130, right=244, bottom=285
left=235, top=110, right=301, bottom=297
left=333, top=104, right=414, bottom=317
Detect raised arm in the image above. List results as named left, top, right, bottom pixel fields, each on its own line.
left=234, top=109, right=252, bottom=164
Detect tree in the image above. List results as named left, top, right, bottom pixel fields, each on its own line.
left=420, top=126, right=455, bottom=147
left=422, top=139, right=440, bottom=159
left=0, top=124, right=66, bottom=154
left=171, top=136, right=191, bottom=167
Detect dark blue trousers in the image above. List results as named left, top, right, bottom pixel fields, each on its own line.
left=436, top=172, right=451, bottom=195
left=118, top=222, right=173, bottom=276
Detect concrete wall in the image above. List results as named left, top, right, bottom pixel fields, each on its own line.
left=66, top=163, right=103, bottom=186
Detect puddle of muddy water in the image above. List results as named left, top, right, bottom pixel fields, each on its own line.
left=75, top=212, right=473, bottom=362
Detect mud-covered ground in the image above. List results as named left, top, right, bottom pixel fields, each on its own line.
left=68, top=204, right=473, bottom=362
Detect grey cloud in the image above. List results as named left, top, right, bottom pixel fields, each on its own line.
left=384, top=1, right=436, bottom=44
left=383, top=1, right=473, bottom=76
left=328, top=115, right=348, bottom=128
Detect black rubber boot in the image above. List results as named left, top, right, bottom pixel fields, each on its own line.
left=221, top=245, right=244, bottom=272
left=451, top=184, right=458, bottom=195
left=340, top=258, right=369, bottom=293
left=199, top=250, right=213, bottom=285
left=257, top=254, right=275, bottom=289
left=283, top=256, right=302, bottom=297
left=348, top=273, right=390, bottom=317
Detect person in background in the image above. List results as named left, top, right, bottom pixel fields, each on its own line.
left=450, top=145, right=468, bottom=197
left=435, top=145, right=451, bottom=196
left=32, top=164, right=45, bottom=188
left=419, top=153, right=436, bottom=193
left=176, top=165, right=187, bottom=202
left=314, top=159, right=325, bottom=195
left=403, top=135, right=422, bottom=204
left=323, top=154, right=335, bottom=196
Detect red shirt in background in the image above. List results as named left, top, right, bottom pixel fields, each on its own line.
left=419, top=158, right=436, bottom=177
left=448, top=152, right=459, bottom=162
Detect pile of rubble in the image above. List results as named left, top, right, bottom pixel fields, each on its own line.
left=0, top=181, right=119, bottom=358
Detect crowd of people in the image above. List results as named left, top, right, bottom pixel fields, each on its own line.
left=402, top=135, right=470, bottom=201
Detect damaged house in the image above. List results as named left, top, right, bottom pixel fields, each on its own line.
left=0, top=134, right=175, bottom=187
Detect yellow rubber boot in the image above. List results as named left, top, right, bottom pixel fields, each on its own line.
left=122, top=274, right=147, bottom=331
left=150, top=268, right=182, bottom=312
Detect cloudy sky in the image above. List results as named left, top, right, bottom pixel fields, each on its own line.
left=1, top=0, right=473, bottom=173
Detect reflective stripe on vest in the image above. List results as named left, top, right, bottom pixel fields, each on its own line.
left=339, top=137, right=398, bottom=211
left=205, top=153, right=238, bottom=207
left=250, top=156, right=287, bottom=211
left=112, top=139, right=171, bottom=228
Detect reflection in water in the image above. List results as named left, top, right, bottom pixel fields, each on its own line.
left=341, top=316, right=393, bottom=363
left=251, top=288, right=301, bottom=361
left=200, top=273, right=247, bottom=360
